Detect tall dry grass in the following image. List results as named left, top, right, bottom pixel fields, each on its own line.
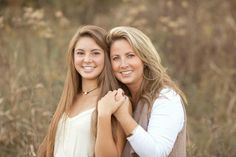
left=0, top=0, right=236, bottom=157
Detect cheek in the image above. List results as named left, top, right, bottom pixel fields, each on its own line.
left=111, top=61, right=119, bottom=71
left=134, top=60, right=144, bottom=72
left=100, top=60, right=105, bottom=70
left=138, top=62, right=144, bottom=69
left=73, top=58, right=79, bottom=67
left=74, top=55, right=82, bottom=64
left=95, top=55, right=105, bottom=64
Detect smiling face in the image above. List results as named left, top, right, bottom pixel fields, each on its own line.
left=110, top=39, right=144, bottom=89
left=74, top=36, right=105, bottom=81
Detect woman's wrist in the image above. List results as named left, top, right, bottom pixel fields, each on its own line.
left=98, top=110, right=112, bottom=117
left=97, top=112, right=112, bottom=125
left=97, top=103, right=112, bottom=117
left=127, top=125, right=139, bottom=138
left=116, top=113, right=138, bottom=137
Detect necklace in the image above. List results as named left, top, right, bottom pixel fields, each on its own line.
left=82, top=87, right=98, bottom=95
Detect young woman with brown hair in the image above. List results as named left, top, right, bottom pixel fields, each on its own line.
left=37, top=25, right=126, bottom=157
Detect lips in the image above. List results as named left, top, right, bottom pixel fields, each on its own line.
left=82, top=66, right=95, bottom=72
left=120, top=70, right=132, bottom=77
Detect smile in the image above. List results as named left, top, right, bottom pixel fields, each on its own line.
left=82, top=66, right=95, bottom=72
left=120, top=70, right=132, bottom=76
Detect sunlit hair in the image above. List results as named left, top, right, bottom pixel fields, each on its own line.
left=38, top=25, right=119, bottom=157
left=106, top=26, right=187, bottom=108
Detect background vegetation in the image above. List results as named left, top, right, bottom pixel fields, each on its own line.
left=0, top=0, right=235, bottom=156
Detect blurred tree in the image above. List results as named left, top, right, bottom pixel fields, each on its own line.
left=0, top=0, right=122, bottom=24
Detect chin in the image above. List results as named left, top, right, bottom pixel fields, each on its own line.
left=81, top=72, right=100, bottom=77
left=81, top=74, right=99, bottom=80
left=119, top=79, right=133, bottom=85
left=83, top=77, right=98, bottom=80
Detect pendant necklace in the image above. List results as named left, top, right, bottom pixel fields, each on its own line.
left=82, top=87, right=98, bottom=95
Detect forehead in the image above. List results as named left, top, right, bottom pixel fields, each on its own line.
left=75, top=36, right=102, bottom=49
left=110, top=39, right=134, bottom=54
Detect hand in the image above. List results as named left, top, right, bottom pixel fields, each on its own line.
left=114, top=89, right=132, bottom=119
left=98, top=90, right=126, bottom=116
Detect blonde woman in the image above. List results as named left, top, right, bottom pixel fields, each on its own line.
left=37, top=25, right=126, bottom=157
left=105, top=26, right=187, bottom=157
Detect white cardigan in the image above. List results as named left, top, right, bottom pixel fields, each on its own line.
left=127, top=88, right=185, bottom=157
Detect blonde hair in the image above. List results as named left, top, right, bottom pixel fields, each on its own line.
left=38, top=25, right=119, bottom=157
left=106, top=26, right=187, bottom=108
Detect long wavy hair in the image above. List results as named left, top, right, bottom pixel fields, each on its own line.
left=106, top=26, right=187, bottom=108
left=37, top=25, right=119, bottom=157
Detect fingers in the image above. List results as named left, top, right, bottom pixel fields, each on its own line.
left=106, top=90, right=117, bottom=98
left=105, top=89, right=126, bottom=105
left=117, top=88, right=124, bottom=95
left=115, top=95, right=126, bottom=108
left=115, top=88, right=125, bottom=101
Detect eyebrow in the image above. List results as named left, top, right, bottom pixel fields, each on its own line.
left=126, top=51, right=135, bottom=54
left=91, top=49, right=102, bottom=52
left=111, top=51, right=134, bottom=56
left=74, top=48, right=102, bottom=52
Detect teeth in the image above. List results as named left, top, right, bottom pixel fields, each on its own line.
left=83, top=66, right=94, bottom=70
left=121, top=71, right=132, bottom=75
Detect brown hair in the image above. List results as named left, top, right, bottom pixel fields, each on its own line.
left=37, top=25, right=119, bottom=157
left=106, top=26, right=187, bottom=108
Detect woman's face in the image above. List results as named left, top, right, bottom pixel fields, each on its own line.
left=74, top=36, right=105, bottom=80
left=110, top=39, right=144, bottom=88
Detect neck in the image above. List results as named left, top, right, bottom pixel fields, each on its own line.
left=127, top=77, right=143, bottom=102
left=127, top=85, right=141, bottom=104
left=82, top=79, right=98, bottom=93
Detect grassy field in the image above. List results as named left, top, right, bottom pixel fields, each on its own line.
left=0, top=1, right=236, bottom=157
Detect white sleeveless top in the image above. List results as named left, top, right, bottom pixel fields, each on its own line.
left=54, top=108, right=95, bottom=157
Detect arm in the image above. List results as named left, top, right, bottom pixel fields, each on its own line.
left=95, top=91, right=126, bottom=157
left=113, top=96, right=136, bottom=137
left=115, top=89, right=185, bottom=157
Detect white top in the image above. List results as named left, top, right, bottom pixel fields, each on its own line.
left=54, top=108, right=95, bottom=157
left=127, top=88, right=185, bottom=157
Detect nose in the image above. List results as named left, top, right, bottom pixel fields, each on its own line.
left=83, top=54, right=92, bottom=62
left=120, top=58, right=128, bottom=68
